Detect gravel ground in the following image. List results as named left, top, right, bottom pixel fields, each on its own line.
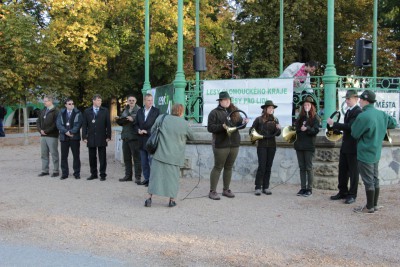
left=0, top=140, right=399, bottom=266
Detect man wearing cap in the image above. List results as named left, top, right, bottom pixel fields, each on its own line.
left=207, top=91, right=249, bottom=200
left=351, top=90, right=397, bottom=214
left=249, top=100, right=281, bottom=196
left=328, top=90, right=362, bottom=204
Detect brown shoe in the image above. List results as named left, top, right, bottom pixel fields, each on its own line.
left=209, top=191, right=221, bottom=200
left=222, top=189, right=235, bottom=198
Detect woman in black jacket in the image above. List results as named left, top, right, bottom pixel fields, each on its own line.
left=249, top=100, right=281, bottom=196
left=294, top=96, right=320, bottom=197
left=207, top=91, right=248, bottom=200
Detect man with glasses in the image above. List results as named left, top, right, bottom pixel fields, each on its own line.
left=82, top=94, right=111, bottom=181
left=116, top=95, right=142, bottom=183
left=56, top=98, right=83, bottom=179
left=37, top=95, right=60, bottom=177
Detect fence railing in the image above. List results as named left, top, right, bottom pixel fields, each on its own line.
left=185, top=76, right=400, bottom=122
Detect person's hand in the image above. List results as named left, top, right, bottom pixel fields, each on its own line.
left=276, top=124, right=281, bottom=129
left=106, top=138, right=111, bottom=142
left=243, top=118, right=249, bottom=124
left=301, top=125, right=307, bottom=131
left=142, top=130, right=148, bottom=134
left=222, top=123, right=228, bottom=130
left=83, top=139, right=87, bottom=143
left=126, top=116, right=133, bottom=122
left=65, top=131, right=73, bottom=137
left=327, top=118, right=334, bottom=127
left=40, top=130, right=46, bottom=135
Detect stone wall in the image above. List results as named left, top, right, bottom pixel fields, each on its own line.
left=114, top=125, right=400, bottom=189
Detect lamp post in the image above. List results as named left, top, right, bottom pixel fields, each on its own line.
left=231, top=32, right=234, bottom=79
left=142, top=0, right=151, bottom=96
left=173, top=0, right=186, bottom=105
left=322, top=0, right=338, bottom=126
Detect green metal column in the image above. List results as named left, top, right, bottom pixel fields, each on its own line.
left=372, top=0, right=378, bottom=88
left=142, top=0, right=151, bottom=96
left=173, top=0, right=186, bottom=105
left=279, top=0, right=284, bottom=74
left=194, top=0, right=200, bottom=120
left=322, top=0, right=338, bottom=127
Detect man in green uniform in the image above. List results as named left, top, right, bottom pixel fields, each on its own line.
left=351, top=90, right=397, bottom=214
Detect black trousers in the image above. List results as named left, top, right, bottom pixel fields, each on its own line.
left=338, top=152, right=359, bottom=198
left=122, top=139, right=142, bottom=179
left=88, top=146, right=107, bottom=178
left=60, top=140, right=81, bottom=177
left=255, top=147, right=276, bottom=190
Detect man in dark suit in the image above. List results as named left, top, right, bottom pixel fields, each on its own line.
left=135, top=93, right=160, bottom=186
left=82, top=94, right=112, bottom=181
left=327, top=90, right=362, bottom=204
left=56, top=98, right=83, bottom=179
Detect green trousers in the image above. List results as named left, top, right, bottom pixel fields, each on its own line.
left=210, top=147, right=239, bottom=191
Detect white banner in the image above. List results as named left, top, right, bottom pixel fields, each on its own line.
left=338, top=90, right=399, bottom=123
left=202, top=79, right=293, bottom=127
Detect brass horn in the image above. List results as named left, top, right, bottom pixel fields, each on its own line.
left=226, top=126, right=238, bottom=136
left=282, top=126, right=297, bottom=143
left=384, top=130, right=392, bottom=144
left=250, top=128, right=264, bottom=143
left=325, top=111, right=343, bottom=142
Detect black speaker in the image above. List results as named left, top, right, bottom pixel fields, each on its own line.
left=193, top=47, right=207, bottom=72
left=355, top=39, right=372, bottom=67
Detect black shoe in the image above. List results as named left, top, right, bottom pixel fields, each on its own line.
left=168, top=200, right=177, bottom=207
left=100, top=177, right=106, bottom=181
left=119, top=177, right=133, bottom=182
left=297, top=189, right=306, bottom=196
left=345, top=197, right=356, bottom=204
left=60, top=175, right=68, bottom=180
left=330, top=193, right=347, bottom=200
left=140, top=180, right=149, bottom=186
left=87, top=175, right=98, bottom=180
left=51, top=172, right=60, bottom=177
left=38, top=172, right=49, bottom=177
left=303, top=189, right=312, bottom=197
left=74, top=175, right=80, bottom=179
left=135, top=179, right=141, bottom=184
left=144, top=198, right=152, bottom=207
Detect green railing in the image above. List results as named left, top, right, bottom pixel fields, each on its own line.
left=185, top=76, right=400, bottom=122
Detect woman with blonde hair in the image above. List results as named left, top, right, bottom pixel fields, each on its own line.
left=144, top=104, right=194, bottom=207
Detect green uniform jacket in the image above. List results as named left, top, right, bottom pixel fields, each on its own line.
left=351, top=104, right=397, bottom=164
left=151, top=115, right=194, bottom=167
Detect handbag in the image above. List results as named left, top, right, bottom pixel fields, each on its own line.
left=145, top=114, right=167, bottom=154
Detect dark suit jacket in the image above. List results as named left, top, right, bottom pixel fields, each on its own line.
left=135, top=106, right=160, bottom=149
left=332, top=105, right=362, bottom=154
left=56, top=108, right=83, bottom=141
left=82, top=106, right=111, bottom=147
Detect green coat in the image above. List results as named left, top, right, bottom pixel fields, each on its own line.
left=151, top=115, right=194, bottom=167
left=117, top=105, right=140, bottom=141
left=351, top=104, right=397, bottom=164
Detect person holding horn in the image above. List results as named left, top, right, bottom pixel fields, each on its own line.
left=351, top=90, right=397, bottom=214
left=294, top=96, right=320, bottom=197
left=249, top=100, right=281, bottom=196
left=327, top=90, right=362, bottom=204
left=207, top=91, right=249, bottom=200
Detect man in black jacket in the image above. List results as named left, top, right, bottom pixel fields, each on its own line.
left=82, top=94, right=111, bottom=181
left=135, top=93, right=160, bottom=186
left=37, top=95, right=59, bottom=177
left=328, top=90, right=362, bottom=204
left=56, top=98, right=83, bottom=180
left=117, top=95, right=142, bottom=183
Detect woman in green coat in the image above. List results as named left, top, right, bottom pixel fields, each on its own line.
left=144, top=104, right=194, bottom=207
